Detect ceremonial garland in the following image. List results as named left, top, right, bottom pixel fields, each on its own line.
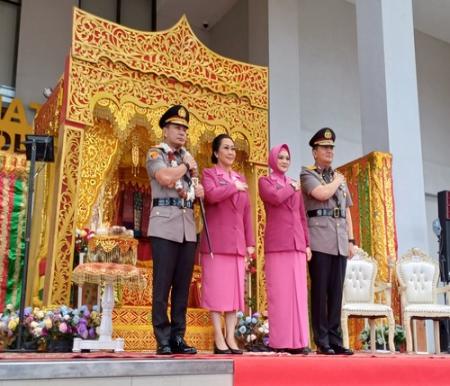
left=158, top=143, right=195, bottom=201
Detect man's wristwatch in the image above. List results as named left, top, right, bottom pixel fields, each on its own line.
left=348, top=239, right=355, bottom=244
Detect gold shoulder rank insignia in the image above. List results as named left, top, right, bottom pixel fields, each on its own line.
left=306, top=165, right=317, bottom=171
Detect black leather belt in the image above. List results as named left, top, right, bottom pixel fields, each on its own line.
left=307, top=208, right=346, bottom=219
left=153, top=198, right=194, bottom=209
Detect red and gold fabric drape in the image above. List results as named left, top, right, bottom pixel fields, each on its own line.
left=0, top=152, right=29, bottom=309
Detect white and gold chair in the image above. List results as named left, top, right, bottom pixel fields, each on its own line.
left=341, top=247, right=395, bottom=353
left=396, top=248, right=450, bottom=354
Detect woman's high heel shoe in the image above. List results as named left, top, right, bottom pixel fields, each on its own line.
left=214, top=344, right=232, bottom=354
left=225, top=339, right=243, bottom=355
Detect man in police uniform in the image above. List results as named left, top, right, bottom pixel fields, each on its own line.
left=146, top=105, right=204, bottom=355
left=300, top=127, right=355, bottom=355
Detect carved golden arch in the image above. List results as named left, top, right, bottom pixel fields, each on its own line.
left=34, top=8, right=269, bottom=314
left=78, top=99, right=255, bottom=229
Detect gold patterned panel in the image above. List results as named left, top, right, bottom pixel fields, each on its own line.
left=72, top=9, right=267, bottom=109
left=77, top=120, right=119, bottom=228
left=44, top=125, right=84, bottom=305
left=112, top=307, right=213, bottom=351
left=101, top=170, right=119, bottom=226
left=67, top=57, right=268, bottom=164
left=29, top=161, right=52, bottom=306
left=254, top=164, right=268, bottom=312
left=34, top=78, right=63, bottom=137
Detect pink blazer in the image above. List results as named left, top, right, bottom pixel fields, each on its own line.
left=258, top=175, right=309, bottom=253
left=200, top=167, right=255, bottom=256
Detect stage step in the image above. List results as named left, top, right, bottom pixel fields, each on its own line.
left=0, top=358, right=233, bottom=386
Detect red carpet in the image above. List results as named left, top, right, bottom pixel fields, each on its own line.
left=233, top=353, right=450, bottom=386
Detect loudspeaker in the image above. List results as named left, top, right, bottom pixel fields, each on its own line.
left=438, top=191, right=450, bottom=283
left=24, top=135, right=54, bottom=162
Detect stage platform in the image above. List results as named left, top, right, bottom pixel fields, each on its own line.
left=0, top=351, right=450, bottom=386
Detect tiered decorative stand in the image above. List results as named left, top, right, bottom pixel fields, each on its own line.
left=71, top=235, right=145, bottom=352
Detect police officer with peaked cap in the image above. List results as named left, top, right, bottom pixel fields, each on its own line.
left=146, top=104, right=204, bottom=355
left=300, top=127, right=355, bottom=355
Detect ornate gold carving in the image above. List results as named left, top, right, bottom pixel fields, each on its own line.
left=72, top=9, right=267, bottom=109
left=112, top=307, right=214, bottom=351
left=254, top=164, right=268, bottom=312
left=77, top=120, right=119, bottom=228
left=46, top=126, right=84, bottom=305
left=34, top=79, right=63, bottom=136
left=68, top=58, right=268, bottom=164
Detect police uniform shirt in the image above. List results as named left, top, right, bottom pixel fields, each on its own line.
left=300, top=166, right=352, bottom=256
left=146, top=146, right=196, bottom=243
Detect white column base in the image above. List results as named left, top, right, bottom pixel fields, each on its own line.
left=72, top=337, right=124, bottom=352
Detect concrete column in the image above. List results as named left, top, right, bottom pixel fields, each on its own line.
left=356, top=0, right=428, bottom=255
left=267, top=0, right=303, bottom=177
left=248, top=0, right=268, bottom=67
left=15, top=0, right=77, bottom=122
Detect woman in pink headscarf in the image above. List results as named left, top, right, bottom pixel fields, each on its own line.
left=258, top=144, right=311, bottom=354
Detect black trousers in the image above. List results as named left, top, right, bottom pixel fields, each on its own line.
left=150, top=237, right=197, bottom=345
left=308, top=250, right=347, bottom=347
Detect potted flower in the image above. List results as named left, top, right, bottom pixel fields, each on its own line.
left=359, top=324, right=406, bottom=352
left=235, top=311, right=270, bottom=352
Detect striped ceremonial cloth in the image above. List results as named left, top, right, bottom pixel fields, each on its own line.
left=0, top=152, right=28, bottom=310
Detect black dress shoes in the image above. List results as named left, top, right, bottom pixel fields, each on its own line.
left=214, top=344, right=232, bottom=354
left=287, top=347, right=311, bottom=355
left=330, top=344, right=354, bottom=355
left=156, top=344, right=172, bottom=355
left=316, top=345, right=335, bottom=355
left=170, top=336, right=197, bottom=354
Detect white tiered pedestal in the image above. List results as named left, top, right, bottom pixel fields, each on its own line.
left=72, top=283, right=124, bottom=352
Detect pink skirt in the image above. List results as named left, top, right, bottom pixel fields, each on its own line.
left=265, top=250, right=309, bottom=348
left=200, top=253, right=245, bottom=312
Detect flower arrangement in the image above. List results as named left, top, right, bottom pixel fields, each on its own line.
left=75, top=228, right=95, bottom=254
left=359, top=324, right=406, bottom=351
left=235, top=310, right=270, bottom=351
left=0, top=304, right=101, bottom=351
left=0, top=304, right=19, bottom=349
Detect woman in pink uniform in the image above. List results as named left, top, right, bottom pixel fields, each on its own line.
left=200, top=134, right=255, bottom=354
left=258, top=144, right=311, bottom=354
